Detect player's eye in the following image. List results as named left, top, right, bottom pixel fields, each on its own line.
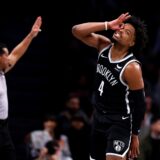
left=119, top=23, right=124, bottom=29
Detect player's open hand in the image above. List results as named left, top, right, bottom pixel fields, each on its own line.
left=108, top=12, right=131, bottom=30
left=30, top=16, right=42, bottom=38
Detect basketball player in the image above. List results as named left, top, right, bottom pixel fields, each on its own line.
left=0, top=16, right=42, bottom=160
left=72, top=12, right=148, bottom=160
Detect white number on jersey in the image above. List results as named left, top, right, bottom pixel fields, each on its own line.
left=98, top=81, right=104, bottom=96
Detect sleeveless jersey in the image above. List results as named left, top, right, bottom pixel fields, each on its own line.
left=93, top=45, right=139, bottom=115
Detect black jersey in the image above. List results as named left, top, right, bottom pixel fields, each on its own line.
left=93, top=45, right=139, bottom=115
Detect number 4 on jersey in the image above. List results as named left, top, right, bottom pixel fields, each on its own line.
left=98, top=81, right=104, bottom=96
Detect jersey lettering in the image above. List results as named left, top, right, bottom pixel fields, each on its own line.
left=96, top=64, right=118, bottom=86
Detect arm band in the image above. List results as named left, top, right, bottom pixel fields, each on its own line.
left=129, top=89, right=146, bottom=135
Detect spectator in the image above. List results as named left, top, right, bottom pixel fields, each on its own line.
left=138, top=115, right=160, bottom=160
left=59, top=95, right=89, bottom=133
left=25, top=114, right=71, bottom=160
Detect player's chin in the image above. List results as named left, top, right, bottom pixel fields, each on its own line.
left=111, top=36, right=118, bottom=43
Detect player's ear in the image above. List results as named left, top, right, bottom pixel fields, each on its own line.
left=129, top=36, right=135, bottom=47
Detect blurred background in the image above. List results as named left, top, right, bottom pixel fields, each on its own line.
left=0, top=1, right=160, bottom=160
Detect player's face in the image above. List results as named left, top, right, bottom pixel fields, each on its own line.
left=0, top=48, right=9, bottom=70
left=112, top=23, right=135, bottom=48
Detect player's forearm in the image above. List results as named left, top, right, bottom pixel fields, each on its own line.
left=9, top=33, right=34, bottom=60
left=129, top=89, right=146, bottom=135
left=72, top=22, right=107, bottom=38
left=132, top=106, right=145, bottom=135
left=4, top=33, right=35, bottom=73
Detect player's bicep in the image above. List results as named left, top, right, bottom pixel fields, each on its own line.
left=78, top=33, right=111, bottom=51
left=4, top=55, right=17, bottom=73
left=123, top=62, right=144, bottom=90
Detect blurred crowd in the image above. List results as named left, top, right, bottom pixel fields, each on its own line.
left=25, top=95, right=91, bottom=160
left=24, top=92, right=160, bottom=160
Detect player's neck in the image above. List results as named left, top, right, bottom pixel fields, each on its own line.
left=111, top=43, right=129, bottom=61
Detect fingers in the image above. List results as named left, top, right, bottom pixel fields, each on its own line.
left=123, top=12, right=131, bottom=20
left=118, top=13, right=125, bottom=20
left=33, top=16, right=42, bottom=29
left=125, top=15, right=131, bottom=20
left=137, top=147, right=140, bottom=155
left=36, top=16, right=42, bottom=27
left=124, top=12, right=131, bottom=20
left=128, top=148, right=139, bottom=159
left=119, top=12, right=131, bottom=22
left=124, top=12, right=129, bottom=17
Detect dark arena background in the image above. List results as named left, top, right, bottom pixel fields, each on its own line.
left=0, top=1, right=160, bottom=160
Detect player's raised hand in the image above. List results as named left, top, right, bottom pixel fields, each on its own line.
left=108, top=12, right=131, bottom=30
left=30, top=16, right=42, bottom=38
